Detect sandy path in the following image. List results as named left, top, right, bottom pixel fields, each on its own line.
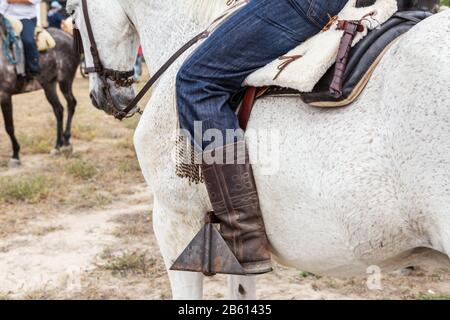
left=0, top=186, right=153, bottom=297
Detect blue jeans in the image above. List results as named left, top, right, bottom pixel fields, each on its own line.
left=176, top=0, right=348, bottom=150
left=20, top=17, right=40, bottom=74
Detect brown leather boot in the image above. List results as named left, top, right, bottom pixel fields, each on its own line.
left=200, top=141, right=272, bottom=274
left=170, top=141, right=272, bottom=275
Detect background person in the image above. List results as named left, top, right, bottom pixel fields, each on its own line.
left=47, top=0, right=66, bottom=29
left=0, top=0, right=42, bottom=77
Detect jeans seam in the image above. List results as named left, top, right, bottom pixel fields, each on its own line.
left=255, top=15, right=305, bottom=44
left=306, top=0, right=325, bottom=29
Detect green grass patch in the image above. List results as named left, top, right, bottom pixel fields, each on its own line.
left=0, top=175, right=49, bottom=204
left=66, top=159, right=97, bottom=180
left=98, top=249, right=155, bottom=277
left=415, top=293, right=450, bottom=300
left=92, top=192, right=112, bottom=207
left=300, top=271, right=322, bottom=279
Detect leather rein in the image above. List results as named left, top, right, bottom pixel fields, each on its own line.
left=74, top=0, right=248, bottom=121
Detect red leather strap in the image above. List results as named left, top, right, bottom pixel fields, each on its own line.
left=238, top=87, right=269, bottom=131
left=238, top=87, right=257, bottom=131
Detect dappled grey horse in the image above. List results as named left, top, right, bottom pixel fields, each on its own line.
left=0, top=21, right=79, bottom=166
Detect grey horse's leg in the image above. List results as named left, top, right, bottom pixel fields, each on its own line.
left=0, top=95, right=21, bottom=162
left=59, top=79, right=77, bottom=146
left=42, top=81, right=65, bottom=150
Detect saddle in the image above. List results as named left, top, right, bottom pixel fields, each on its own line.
left=235, top=2, right=435, bottom=129
left=5, top=16, right=56, bottom=52
left=1, top=15, right=55, bottom=76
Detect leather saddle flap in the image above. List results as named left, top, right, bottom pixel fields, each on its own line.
left=263, top=10, right=433, bottom=107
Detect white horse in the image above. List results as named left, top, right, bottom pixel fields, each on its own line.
left=68, top=0, right=450, bottom=299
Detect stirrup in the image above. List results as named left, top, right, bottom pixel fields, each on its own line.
left=170, top=211, right=246, bottom=276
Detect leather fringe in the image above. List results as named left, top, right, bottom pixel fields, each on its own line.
left=175, top=134, right=204, bottom=185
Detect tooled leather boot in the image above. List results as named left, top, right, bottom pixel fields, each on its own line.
left=170, top=141, right=272, bottom=275
left=201, top=141, right=272, bottom=274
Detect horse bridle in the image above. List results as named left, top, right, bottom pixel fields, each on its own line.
left=73, top=0, right=249, bottom=120
left=73, top=0, right=138, bottom=120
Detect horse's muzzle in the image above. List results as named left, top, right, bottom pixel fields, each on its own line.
left=89, top=92, right=100, bottom=109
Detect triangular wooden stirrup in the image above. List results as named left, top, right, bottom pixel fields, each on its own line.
left=170, top=222, right=246, bottom=276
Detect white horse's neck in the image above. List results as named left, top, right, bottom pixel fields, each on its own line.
left=118, top=0, right=231, bottom=170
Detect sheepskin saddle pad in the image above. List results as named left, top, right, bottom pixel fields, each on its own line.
left=240, top=0, right=432, bottom=109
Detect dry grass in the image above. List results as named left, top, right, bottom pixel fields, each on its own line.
left=16, top=132, right=53, bottom=155
left=414, top=293, right=450, bottom=300
left=23, top=287, right=60, bottom=300
left=0, top=175, right=50, bottom=204
left=98, top=249, right=156, bottom=277
left=30, top=225, right=64, bottom=237
left=72, top=123, right=98, bottom=142
left=112, top=212, right=152, bottom=239
left=65, top=159, right=97, bottom=180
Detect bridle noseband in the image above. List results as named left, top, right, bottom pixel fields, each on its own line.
left=73, top=0, right=249, bottom=121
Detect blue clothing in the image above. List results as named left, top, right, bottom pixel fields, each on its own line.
left=47, top=11, right=65, bottom=29
left=20, top=17, right=40, bottom=74
left=176, top=0, right=348, bottom=150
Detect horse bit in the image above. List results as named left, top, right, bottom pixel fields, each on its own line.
left=72, top=0, right=248, bottom=120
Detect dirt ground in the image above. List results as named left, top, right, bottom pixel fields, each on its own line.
left=0, top=70, right=449, bottom=300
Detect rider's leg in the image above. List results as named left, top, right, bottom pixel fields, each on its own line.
left=175, top=0, right=348, bottom=275
left=20, top=17, right=41, bottom=75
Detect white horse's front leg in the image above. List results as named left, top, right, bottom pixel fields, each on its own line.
left=228, top=276, right=256, bottom=300
left=152, top=200, right=204, bottom=299
left=167, top=271, right=204, bottom=300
